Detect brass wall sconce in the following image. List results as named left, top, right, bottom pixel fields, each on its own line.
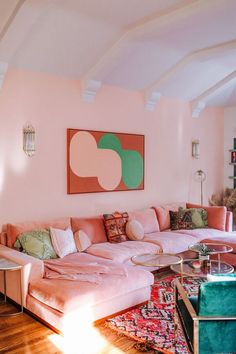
left=192, top=140, right=200, bottom=159
left=23, top=124, right=36, bottom=157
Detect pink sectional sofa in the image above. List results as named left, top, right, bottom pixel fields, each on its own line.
left=0, top=202, right=235, bottom=334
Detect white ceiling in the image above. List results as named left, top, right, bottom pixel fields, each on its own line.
left=0, top=0, right=236, bottom=114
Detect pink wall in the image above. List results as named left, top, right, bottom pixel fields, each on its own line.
left=0, top=69, right=224, bottom=226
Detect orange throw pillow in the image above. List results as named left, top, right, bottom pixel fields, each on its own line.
left=186, top=203, right=226, bottom=231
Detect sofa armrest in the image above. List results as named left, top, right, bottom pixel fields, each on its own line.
left=225, top=211, right=233, bottom=232
left=0, top=245, right=44, bottom=307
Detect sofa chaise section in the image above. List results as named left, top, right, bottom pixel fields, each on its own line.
left=27, top=253, right=153, bottom=332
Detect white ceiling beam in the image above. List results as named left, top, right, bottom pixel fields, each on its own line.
left=145, top=39, right=236, bottom=110
left=0, top=0, right=26, bottom=90
left=81, top=0, right=205, bottom=101
left=0, top=0, right=26, bottom=42
left=81, top=80, right=102, bottom=102
left=145, top=91, right=162, bottom=111
left=191, top=71, right=236, bottom=117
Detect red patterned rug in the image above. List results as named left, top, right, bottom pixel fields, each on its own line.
left=107, top=275, right=204, bottom=353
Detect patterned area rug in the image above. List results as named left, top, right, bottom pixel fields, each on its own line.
left=107, top=275, right=204, bottom=353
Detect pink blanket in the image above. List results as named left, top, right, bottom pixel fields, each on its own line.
left=44, top=259, right=127, bottom=284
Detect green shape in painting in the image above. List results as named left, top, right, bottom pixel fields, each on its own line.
left=120, top=150, right=143, bottom=189
left=98, top=133, right=122, bottom=154
left=98, top=133, right=143, bottom=189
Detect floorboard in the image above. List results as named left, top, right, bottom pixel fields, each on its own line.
left=0, top=302, right=156, bottom=354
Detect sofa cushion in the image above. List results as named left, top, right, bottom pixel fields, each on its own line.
left=128, top=208, right=160, bottom=233
left=143, top=231, right=198, bottom=254
left=152, top=203, right=186, bottom=231
left=179, top=207, right=208, bottom=228
left=74, top=230, right=92, bottom=252
left=85, top=241, right=161, bottom=263
left=169, top=210, right=193, bottom=230
left=50, top=227, right=77, bottom=258
left=186, top=203, right=226, bottom=231
left=126, top=220, right=144, bottom=241
left=29, top=253, right=154, bottom=314
left=173, top=228, right=232, bottom=242
left=71, top=216, right=107, bottom=244
left=103, top=212, right=129, bottom=243
left=15, top=229, right=58, bottom=260
left=198, top=280, right=236, bottom=316
left=6, top=218, right=71, bottom=248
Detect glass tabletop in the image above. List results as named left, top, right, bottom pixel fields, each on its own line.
left=131, top=253, right=182, bottom=267
left=189, top=243, right=233, bottom=254
left=171, top=258, right=234, bottom=278
left=0, top=258, right=22, bottom=270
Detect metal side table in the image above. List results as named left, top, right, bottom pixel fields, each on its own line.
left=0, top=257, right=23, bottom=316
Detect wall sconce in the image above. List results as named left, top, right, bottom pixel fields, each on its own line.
left=23, top=124, right=36, bottom=157
left=192, top=140, right=200, bottom=159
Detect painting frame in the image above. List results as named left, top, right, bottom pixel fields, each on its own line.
left=67, top=128, right=145, bottom=194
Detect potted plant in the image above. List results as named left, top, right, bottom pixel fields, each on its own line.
left=192, top=243, right=212, bottom=260
left=191, top=243, right=212, bottom=273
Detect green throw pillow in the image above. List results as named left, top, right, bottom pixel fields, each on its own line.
left=14, top=229, right=57, bottom=260
left=179, top=207, right=208, bottom=228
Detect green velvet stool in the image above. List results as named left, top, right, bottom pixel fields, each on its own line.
left=174, top=274, right=236, bottom=354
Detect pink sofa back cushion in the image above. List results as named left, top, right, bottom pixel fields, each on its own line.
left=186, top=203, right=227, bottom=231
left=153, top=203, right=186, bottom=231
left=128, top=208, right=160, bottom=234
left=71, top=216, right=107, bottom=244
left=6, top=217, right=71, bottom=248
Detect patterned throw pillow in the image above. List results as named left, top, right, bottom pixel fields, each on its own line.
left=179, top=207, right=208, bottom=228
left=169, top=210, right=193, bottom=230
left=14, top=229, right=57, bottom=260
left=103, top=212, right=129, bottom=243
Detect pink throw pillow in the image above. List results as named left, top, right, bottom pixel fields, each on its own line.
left=50, top=227, right=77, bottom=258
left=153, top=203, right=186, bottom=231
left=74, top=230, right=92, bottom=252
left=126, top=220, right=144, bottom=241
left=186, top=203, right=226, bottom=231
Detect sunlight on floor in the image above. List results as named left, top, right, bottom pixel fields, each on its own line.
left=48, top=327, right=125, bottom=354
left=47, top=309, right=125, bottom=354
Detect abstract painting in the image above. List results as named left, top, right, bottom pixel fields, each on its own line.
left=67, top=129, right=144, bottom=194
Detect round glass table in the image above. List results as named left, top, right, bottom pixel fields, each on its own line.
left=131, top=253, right=182, bottom=268
left=188, top=243, right=233, bottom=262
left=171, top=258, right=234, bottom=278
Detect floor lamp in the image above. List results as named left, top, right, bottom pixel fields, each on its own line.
left=194, top=170, right=206, bottom=205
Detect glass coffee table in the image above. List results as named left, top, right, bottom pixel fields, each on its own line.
left=188, top=243, right=233, bottom=263
left=131, top=253, right=183, bottom=268
left=171, top=258, right=234, bottom=279
left=131, top=253, right=183, bottom=308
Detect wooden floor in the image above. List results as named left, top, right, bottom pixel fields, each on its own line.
left=0, top=302, right=156, bottom=354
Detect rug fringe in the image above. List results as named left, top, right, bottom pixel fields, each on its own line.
left=134, top=341, right=167, bottom=353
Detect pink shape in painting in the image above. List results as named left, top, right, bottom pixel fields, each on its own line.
left=70, top=131, right=122, bottom=190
